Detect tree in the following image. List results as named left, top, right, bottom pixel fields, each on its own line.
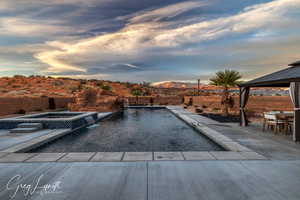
left=132, top=89, right=143, bottom=105
left=101, top=85, right=111, bottom=91
left=210, top=70, right=242, bottom=116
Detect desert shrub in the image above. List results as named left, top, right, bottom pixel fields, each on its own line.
left=125, top=82, right=132, bottom=88
left=212, top=107, right=220, bottom=112
left=53, top=80, right=64, bottom=86
left=101, top=85, right=111, bottom=91
left=131, top=89, right=142, bottom=96
left=13, top=75, right=25, bottom=79
left=96, top=82, right=103, bottom=87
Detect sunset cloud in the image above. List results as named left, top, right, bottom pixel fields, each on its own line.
left=0, top=0, right=300, bottom=82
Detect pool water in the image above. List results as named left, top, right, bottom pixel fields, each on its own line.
left=31, top=108, right=224, bottom=152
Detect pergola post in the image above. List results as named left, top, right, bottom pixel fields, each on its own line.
left=239, top=86, right=250, bottom=126
left=289, top=82, right=300, bottom=142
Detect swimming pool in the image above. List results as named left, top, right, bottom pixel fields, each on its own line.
left=30, top=108, right=224, bottom=152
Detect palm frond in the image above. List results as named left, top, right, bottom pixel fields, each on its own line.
left=209, top=69, right=242, bottom=87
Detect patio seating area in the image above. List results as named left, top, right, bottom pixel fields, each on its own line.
left=263, top=111, right=294, bottom=134
left=239, top=60, right=300, bottom=142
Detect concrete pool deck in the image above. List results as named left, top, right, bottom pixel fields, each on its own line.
left=0, top=161, right=300, bottom=199
left=0, top=107, right=300, bottom=199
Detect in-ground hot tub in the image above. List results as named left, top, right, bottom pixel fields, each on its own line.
left=0, top=112, right=98, bottom=129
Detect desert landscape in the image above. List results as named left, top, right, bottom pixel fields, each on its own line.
left=0, top=75, right=292, bottom=122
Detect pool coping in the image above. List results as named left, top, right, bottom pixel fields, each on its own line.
left=166, top=106, right=253, bottom=152
left=0, top=107, right=267, bottom=162
left=0, top=151, right=267, bottom=163
left=0, top=111, right=98, bottom=122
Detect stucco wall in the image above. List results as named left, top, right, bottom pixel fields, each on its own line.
left=0, top=97, right=74, bottom=116
left=184, top=96, right=293, bottom=116
left=127, top=96, right=183, bottom=105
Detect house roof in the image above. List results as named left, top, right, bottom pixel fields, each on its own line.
left=239, top=61, right=300, bottom=87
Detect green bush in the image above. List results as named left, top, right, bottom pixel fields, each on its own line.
left=101, top=85, right=111, bottom=91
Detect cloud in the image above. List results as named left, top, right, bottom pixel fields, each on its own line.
left=0, top=0, right=107, bottom=11
left=0, top=17, right=79, bottom=37
left=34, top=0, right=300, bottom=74
left=1, top=0, right=300, bottom=82
left=31, top=1, right=211, bottom=72
left=122, top=1, right=209, bottom=24
left=123, top=63, right=140, bottom=69
left=153, top=0, right=300, bottom=47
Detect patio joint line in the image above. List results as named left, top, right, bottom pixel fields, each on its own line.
left=57, top=153, right=69, bottom=161
left=120, top=152, right=126, bottom=161
left=88, top=152, right=97, bottom=161
left=181, top=152, right=186, bottom=160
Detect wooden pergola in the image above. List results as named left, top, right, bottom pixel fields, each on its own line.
left=239, top=61, right=300, bottom=142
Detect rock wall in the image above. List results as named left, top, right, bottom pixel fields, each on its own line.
left=68, top=88, right=123, bottom=112
left=0, top=97, right=74, bottom=116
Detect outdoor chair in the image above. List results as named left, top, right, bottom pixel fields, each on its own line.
left=279, top=111, right=294, bottom=135
left=263, top=112, right=285, bottom=134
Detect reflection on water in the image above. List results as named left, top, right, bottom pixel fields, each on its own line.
left=31, top=108, right=224, bottom=152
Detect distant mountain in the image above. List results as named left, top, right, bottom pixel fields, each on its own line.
left=151, top=81, right=289, bottom=96
left=151, top=81, right=203, bottom=89
left=151, top=81, right=223, bottom=90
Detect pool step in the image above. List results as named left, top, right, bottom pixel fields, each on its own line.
left=10, top=123, right=43, bottom=133
left=17, top=123, right=43, bottom=129
left=10, top=127, right=41, bottom=133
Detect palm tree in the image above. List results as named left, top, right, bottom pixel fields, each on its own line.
left=210, top=70, right=242, bottom=116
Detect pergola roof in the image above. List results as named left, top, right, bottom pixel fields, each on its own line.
left=239, top=61, right=300, bottom=87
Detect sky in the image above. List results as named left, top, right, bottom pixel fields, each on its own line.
left=0, top=0, right=300, bottom=83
